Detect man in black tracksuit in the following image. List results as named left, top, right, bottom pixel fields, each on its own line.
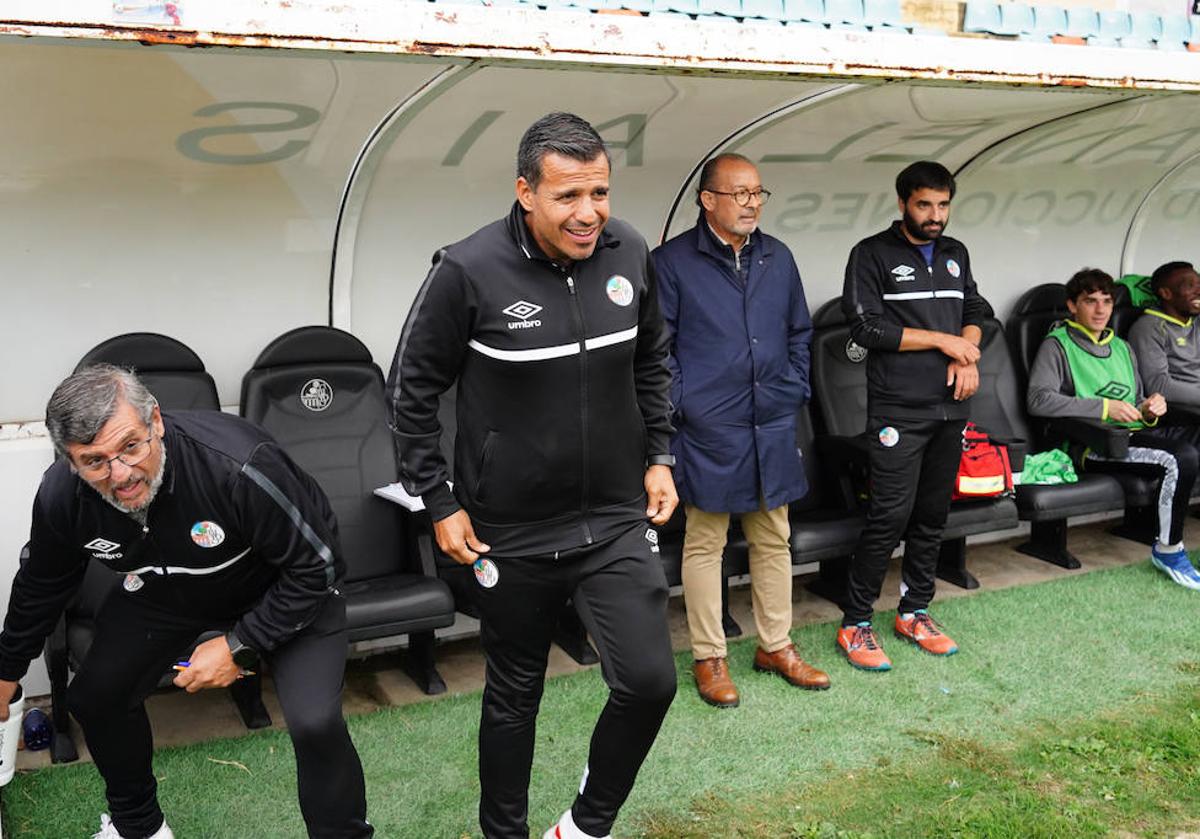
left=0, top=366, right=371, bottom=839
left=387, top=113, right=678, bottom=839
left=837, top=161, right=993, bottom=672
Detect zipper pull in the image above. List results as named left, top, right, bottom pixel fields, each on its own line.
left=566, top=276, right=576, bottom=295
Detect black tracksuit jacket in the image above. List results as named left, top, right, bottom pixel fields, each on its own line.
left=387, top=202, right=674, bottom=558
left=0, top=411, right=343, bottom=680
left=841, top=220, right=993, bottom=420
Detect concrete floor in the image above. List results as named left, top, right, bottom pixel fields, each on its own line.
left=17, top=516, right=1187, bottom=771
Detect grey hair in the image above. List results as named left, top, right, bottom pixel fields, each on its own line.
left=45, top=364, right=158, bottom=458
left=695, top=153, right=755, bottom=208
left=517, top=112, right=610, bottom=190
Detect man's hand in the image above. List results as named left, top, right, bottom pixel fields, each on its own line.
left=433, top=509, right=490, bottom=566
left=947, top=361, right=980, bottom=401
left=937, top=334, right=982, bottom=366
left=645, top=464, right=678, bottom=526
left=173, top=635, right=242, bottom=694
left=1141, top=393, right=1167, bottom=420
left=0, top=680, right=18, bottom=721
left=1108, top=400, right=1143, bottom=424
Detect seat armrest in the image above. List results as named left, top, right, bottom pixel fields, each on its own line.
left=1044, top=417, right=1130, bottom=459
left=1161, top=402, right=1200, bottom=428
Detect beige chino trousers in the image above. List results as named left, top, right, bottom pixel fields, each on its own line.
left=682, top=501, right=793, bottom=661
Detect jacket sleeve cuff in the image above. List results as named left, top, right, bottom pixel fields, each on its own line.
left=1101, top=398, right=1109, bottom=421
left=0, top=658, right=29, bottom=682
left=647, top=454, right=676, bottom=467
left=423, top=482, right=462, bottom=522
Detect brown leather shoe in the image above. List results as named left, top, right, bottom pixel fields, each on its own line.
left=692, top=657, right=739, bottom=708
left=753, top=643, right=831, bottom=690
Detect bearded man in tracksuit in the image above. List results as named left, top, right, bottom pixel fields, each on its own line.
left=387, top=112, right=678, bottom=839
left=837, top=161, right=993, bottom=672
left=0, top=365, right=371, bottom=839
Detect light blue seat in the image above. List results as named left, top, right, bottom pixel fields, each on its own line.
left=862, top=0, right=901, bottom=28
left=1130, top=12, right=1163, bottom=42
left=963, top=2, right=1001, bottom=34
left=699, top=0, right=741, bottom=16
left=1064, top=6, right=1099, bottom=38
left=742, top=0, right=785, bottom=21
left=1158, top=14, right=1190, bottom=50
left=823, top=0, right=863, bottom=25
left=652, top=0, right=698, bottom=14
left=782, top=0, right=823, bottom=22
left=617, top=0, right=652, bottom=11
left=997, top=3, right=1033, bottom=36
left=1097, top=10, right=1131, bottom=39
left=1029, top=4, right=1067, bottom=37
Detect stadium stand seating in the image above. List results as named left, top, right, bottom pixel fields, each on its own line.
left=43, top=333, right=271, bottom=765
left=808, top=299, right=1019, bottom=591
left=240, top=326, right=456, bottom=695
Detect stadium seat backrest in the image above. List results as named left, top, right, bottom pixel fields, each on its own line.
left=1158, top=14, right=1190, bottom=49
left=862, top=0, right=900, bottom=27
left=783, top=0, right=823, bottom=22
left=998, top=3, right=1034, bottom=35
left=76, top=332, right=220, bottom=411
left=965, top=319, right=1032, bottom=445
left=1065, top=6, right=1099, bottom=38
left=1005, top=282, right=1068, bottom=380
left=1109, top=283, right=1139, bottom=339
left=810, top=298, right=869, bottom=438
left=824, top=0, right=862, bottom=24
left=240, top=326, right=403, bottom=584
left=1098, top=10, right=1131, bottom=39
left=1031, top=4, right=1067, bottom=36
left=1129, top=11, right=1162, bottom=42
left=963, top=2, right=1001, bottom=34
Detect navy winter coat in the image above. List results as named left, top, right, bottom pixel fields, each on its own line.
left=653, top=217, right=812, bottom=514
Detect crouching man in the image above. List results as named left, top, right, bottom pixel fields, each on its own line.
left=1028, top=268, right=1200, bottom=590
left=0, top=365, right=373, bottom=839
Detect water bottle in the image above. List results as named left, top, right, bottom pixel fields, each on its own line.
left=0, top=685, right=24, bottom=786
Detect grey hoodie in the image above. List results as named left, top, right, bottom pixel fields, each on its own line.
left=1026, top=320, right=1149, bottom=420
left=1128, top=309, right=1200, bottom=407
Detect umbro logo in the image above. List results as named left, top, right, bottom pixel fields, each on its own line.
left=84, top=537, right=123, bottom=560
left=503, top=300, right=543, bottom=330
left=1096, top=382, right=1132, bottom=401
left=891, top=265, right=916, bottom=282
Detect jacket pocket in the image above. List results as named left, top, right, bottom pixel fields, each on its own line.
left=473, top=430, right=497, bottom=504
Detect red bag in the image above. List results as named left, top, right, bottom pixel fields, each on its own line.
left=953, top=422, right=1013, bottom=500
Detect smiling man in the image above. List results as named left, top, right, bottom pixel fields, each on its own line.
left=1129, top=261, right=1200, bottom=410
left=0, top=365, right=372, bottom=839
left=387, top=112, right=677, bottom=839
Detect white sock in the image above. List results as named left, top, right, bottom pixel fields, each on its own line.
left=556, top=809, right=611, bottom=839
left=1156, top=541, right=1185, bottom=553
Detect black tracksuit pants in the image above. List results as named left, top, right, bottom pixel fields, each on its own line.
left=474, top=522, right=677, bottom=839
left=843, top=416, right=965, bottom=626
left=67, top=588, right=372, bottom=839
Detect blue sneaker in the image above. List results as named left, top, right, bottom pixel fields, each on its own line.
left=1150, top=546, right=1200, bottom=591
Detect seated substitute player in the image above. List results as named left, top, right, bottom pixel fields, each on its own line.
left=1128, top=261, right=1200, bottom=414
left=1027, top=268, right=1200, bottom=590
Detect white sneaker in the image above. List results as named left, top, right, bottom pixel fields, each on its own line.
left=92, top=814, right=175, bottom=839
left=542, top=809, right=611, bottom=839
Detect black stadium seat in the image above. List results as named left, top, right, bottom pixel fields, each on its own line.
left=43, top=333, right=269, bottom=766
left=809, top=298, right=1019, bottom=591
left=1006, top=285, right=1159, bottom=544
left=970, top=319, right=1125, bottom=568
left=240, top=326, right=455, bottom=694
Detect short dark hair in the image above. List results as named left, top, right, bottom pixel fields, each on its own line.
left=517, top=112, right=609, bottom=190
left=1150, top=260, right=1195, bottom=295
left=895, top=161, right=956, bottom=201
left=45, top=364, right=158, bottom=458
left=1065, top=267, right=1116, bottom=302
left=695, top=153, right=755, bottom=208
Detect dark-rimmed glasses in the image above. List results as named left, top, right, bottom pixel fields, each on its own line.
left=76, top=434, right=155, bottom=479
left=704, top=188, right=772, bottom=207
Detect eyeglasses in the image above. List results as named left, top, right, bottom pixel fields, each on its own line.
left=75, top=434, right=155, bottom=479
left=704, top=188, right=772, bottom=207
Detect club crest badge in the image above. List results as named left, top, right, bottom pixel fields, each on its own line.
left=879, top=426, right=900, bottom=448
left=300, top=378, right=334, bottom=412
left=474, top=558, right=499, bottom=589
left=606, top=276, right=634, bottom=307
left=946, top=258, right=961, bottom=278
left=123, top=574, right=144, bottom=593
left=190, top=521, right=225, bottom=548
left=846, top=339, right=868, bottom=363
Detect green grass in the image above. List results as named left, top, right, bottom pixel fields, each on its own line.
left=7, top=559, right=1200, bottom=838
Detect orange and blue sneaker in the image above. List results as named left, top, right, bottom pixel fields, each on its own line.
left=894, top=610, right=958, bottom=656
left=836, top=622, right=892, bottom=671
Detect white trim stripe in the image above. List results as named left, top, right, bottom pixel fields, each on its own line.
left=126, top=546, right=251, bottom=577
left=882, top=290, right=965, bottom=301
left=469, top=326, right=639, bottom=362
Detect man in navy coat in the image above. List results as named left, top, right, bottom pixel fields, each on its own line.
left=653, top=153, right=829, bottom=708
